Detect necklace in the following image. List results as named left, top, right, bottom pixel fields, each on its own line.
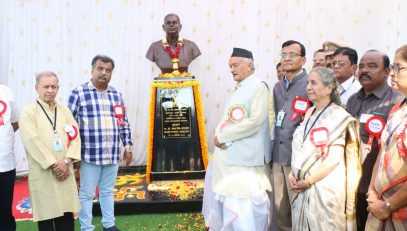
left=162, top=36, right=183, bottom=71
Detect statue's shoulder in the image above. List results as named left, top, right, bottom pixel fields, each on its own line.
left=183, top=39, right=197, bottom=46
left=149, top=40, right=163, bottom=49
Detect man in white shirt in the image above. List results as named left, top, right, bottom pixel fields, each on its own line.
left=0, top=83, right=19, bottom=231
left=332, top=47, right=362, bottom=105
left=208, top=48, right=273, bottom=231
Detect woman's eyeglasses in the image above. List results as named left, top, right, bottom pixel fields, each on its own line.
left=390, top=64, right=407, bottom=74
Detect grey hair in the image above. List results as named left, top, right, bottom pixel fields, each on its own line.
left=310, top=67, right=341, bottom=106
left=242, top=57, right=256, bottom=72
left=35, top=71, right=59, bottom=84
left=164, top=13, right=181, bottom=24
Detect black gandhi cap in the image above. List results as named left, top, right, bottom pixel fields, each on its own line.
left=231, top=47, right=253, bottom=60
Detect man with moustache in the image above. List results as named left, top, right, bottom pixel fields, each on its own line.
left=332, top=47, right=362, bottom=105
left=146, top=13, right=201, bottom=74
left=68, top=55, right=133, bottom=231
left=272, top=40, right=308, bottom=231
left=346, top=50, right=403, bottom=231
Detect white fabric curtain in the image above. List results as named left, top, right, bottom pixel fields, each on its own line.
left=1, top=0, right=406, bottom=172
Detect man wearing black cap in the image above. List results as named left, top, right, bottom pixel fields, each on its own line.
left=272, top=40, right=308, bottom=231
left=206, top=47, right=273, bottom=230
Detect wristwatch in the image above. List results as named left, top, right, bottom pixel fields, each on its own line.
left=124, top=145, right=133, bottom=153
left=385, top=199, right=393, bottom=212
left=63, top=159, right=70, bottom=166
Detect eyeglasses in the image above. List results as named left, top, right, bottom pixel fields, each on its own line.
left=280, top=52, right=302, bottom=59
left=313, top=58, right=325, bottom=63
left=390, top=64, right=407, bottom=74
left=332, top=61, right=348, bottom=67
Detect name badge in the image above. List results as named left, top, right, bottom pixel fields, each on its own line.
left=310, top=127, right=330, bottom=159
left=289, top=97, right=310, bottom=121
left=360, top=113, right=373, bottom=123
left=64, top=124, right=78, bottom=144
left=64, top=124, right=74, bottom=133
left=276, top=110, right=285, bottom=127
left=114, top=105, right=125, bottom=126
left=365, top=115, right=386, bottom=152
left=53, top=133, right=64, bottom=152
left=0, top=100, right=7, bottom=126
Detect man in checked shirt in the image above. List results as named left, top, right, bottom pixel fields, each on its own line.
left=68, top=55, right=133, bottom=231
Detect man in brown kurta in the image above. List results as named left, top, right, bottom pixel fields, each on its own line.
left=19, top=71, right=80, bottom=231
left=146, top=13, right=201, bottom=74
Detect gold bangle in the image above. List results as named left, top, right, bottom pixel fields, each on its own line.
left=305, top=179, right=312, bottom=188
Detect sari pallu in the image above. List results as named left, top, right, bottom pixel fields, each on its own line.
left=365, top=104, right=407, bottom=231
left=291, top=104, right=361, bottom=231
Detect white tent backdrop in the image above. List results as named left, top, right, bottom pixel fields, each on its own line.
left=1, top=0, right=406, bottom=173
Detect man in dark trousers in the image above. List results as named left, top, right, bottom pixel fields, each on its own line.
left=346, top=50, right=403, bottom=231
left=272, top=40, right=308, bottom=231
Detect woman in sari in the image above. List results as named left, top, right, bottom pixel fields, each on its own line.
left=289, top=67, right=361, bottom=230
left=365, top=45, right=407, bottom=230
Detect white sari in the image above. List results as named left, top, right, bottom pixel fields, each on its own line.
left=291, top=104, right=361, bottom=231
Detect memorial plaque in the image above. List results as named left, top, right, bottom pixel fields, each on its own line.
left=149, top=81, right=206, bottom=181
left=161, top=104, right=191, bottom=139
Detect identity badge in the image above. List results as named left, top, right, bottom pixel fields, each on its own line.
left=276, top=110, right=285, bottom=127
left=359, top=113, right=373, bottom=123
left=53, top=133, right=64, bottom=152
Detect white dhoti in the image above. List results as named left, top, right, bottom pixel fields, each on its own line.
left=203, top=149, right=272, bottom=231
left=211, top=192, right=270, bottom=231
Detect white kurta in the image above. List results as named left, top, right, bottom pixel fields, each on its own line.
left=208, top=77, right=272, bottom=231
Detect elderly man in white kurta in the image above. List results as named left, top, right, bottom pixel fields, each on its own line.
left=19, top=71, right=80, bottom=231
left=210, top=48, right=273, bottom=231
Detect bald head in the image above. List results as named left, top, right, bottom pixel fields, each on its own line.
left=364, top=50, right=390, bottom=68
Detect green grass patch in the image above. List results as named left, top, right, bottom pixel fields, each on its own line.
left=16, top=213, right=206, bottom=231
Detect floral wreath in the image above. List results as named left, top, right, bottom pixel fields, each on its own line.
left=162, top=36, right=183, bottom=71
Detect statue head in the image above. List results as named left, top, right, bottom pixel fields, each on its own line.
left=162, top=13, right=182, bottom=38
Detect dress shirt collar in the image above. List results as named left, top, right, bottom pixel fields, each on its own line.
left=341, top=76, right=356, bottom=90
left=283, top=69, right=306, bottom=89
left=287, top=69, right=305, bottom=83
left=358, top=82, right=390, bottom=99
left=88, top=80, right=114, bottom=92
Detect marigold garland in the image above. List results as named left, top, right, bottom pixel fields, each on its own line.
left=192, top=83, right=209, bottom=169
left=146, top=80, right=208, bottom=183
left=158, top=71, right=193, bottom=78
left=151, top=80, right=199, bottom=89
left=146, top=85, right=156, bottom=184
left=162, top=36, right=183, bottom=71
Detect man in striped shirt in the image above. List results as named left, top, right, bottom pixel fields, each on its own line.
left=68, top=55, right=133, bottom=231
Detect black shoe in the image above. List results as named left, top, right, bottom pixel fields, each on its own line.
left=103, top=226, right=121, bottom=231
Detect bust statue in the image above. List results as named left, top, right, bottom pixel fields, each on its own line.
left=146, top=13, right=201, bottom=74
